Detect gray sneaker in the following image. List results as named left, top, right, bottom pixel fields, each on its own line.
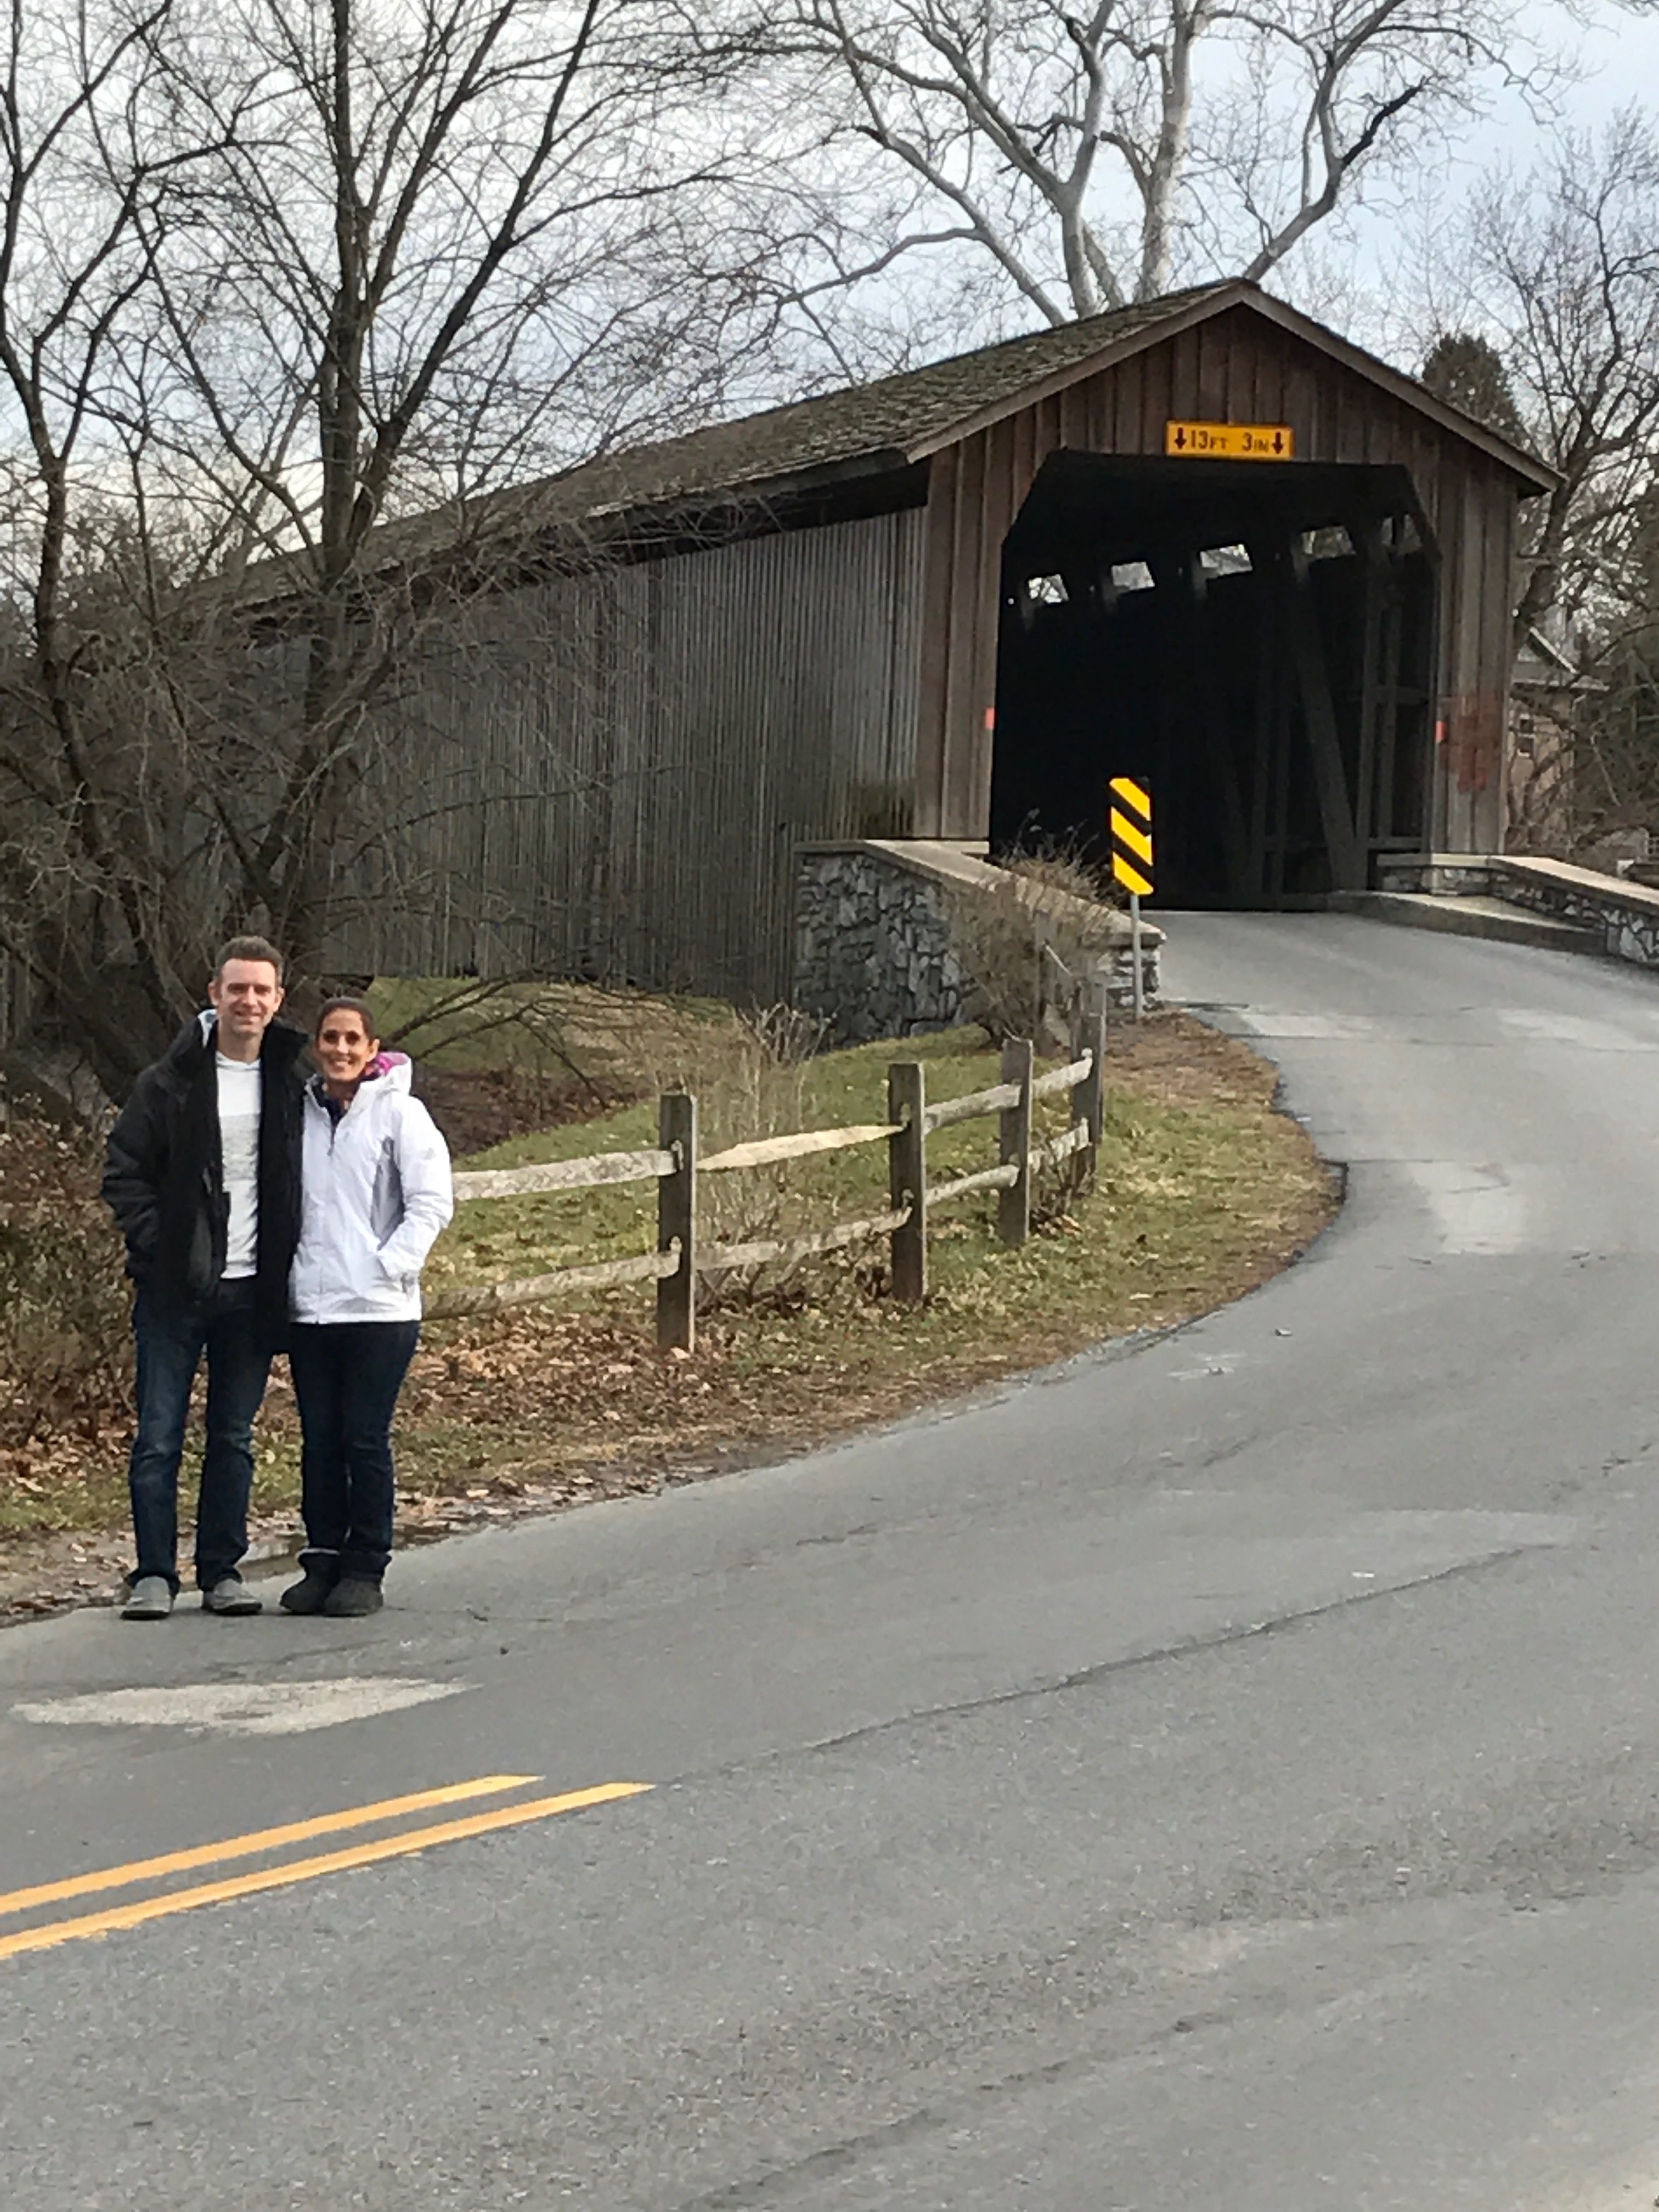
left=120, top=1575, right=174, bottom=1621
left=200, top=1576, right=263, bottom=1616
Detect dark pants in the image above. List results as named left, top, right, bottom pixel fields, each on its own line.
left=287, top=1323, right=420, bottom=1585
left=128, top=1279, right=270, bottom=1593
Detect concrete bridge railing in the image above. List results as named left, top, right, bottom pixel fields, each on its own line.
left=1378, top=853, right=1659, bottom=972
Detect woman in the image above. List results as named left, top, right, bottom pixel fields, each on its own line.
left=280, top=997, right=453, bottom=1617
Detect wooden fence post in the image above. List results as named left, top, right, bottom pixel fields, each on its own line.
left=656, top=1091, right=696, bottom=1353
left=998, top=1037, right=1033, bottom=1248
left=887, top=1060, right=927, bottom=1302
left=1073, top=1011, right=1106, bottom=1191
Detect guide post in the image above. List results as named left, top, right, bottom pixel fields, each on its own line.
left=1108, top=775, right=1154, bottom=1024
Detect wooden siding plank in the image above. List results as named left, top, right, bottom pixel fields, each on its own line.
left=1197, top=317, right=1228, bottom=422
left=1012, top=402, right=1037, bottom=509
left=1137, top=337, right=1174, bottom=449
left=1285, top=336, right=1319, bottom=462
left=1085, top=368, right=1110, bottom=449
left=915, top=450, right=961, bottom=836
left=1169, top=326, right=1201, bottom=421
left=1111, top=352, right=1143, bottom=452
left=943, top=428, right=990, bottom=835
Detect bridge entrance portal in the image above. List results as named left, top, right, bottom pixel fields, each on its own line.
left=989, top=453, right=1437, bottom=905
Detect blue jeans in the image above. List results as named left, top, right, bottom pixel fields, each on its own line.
left=288, top=1323, right=420, bottom=1584
left=128, top=1279, right=271, bottom=1593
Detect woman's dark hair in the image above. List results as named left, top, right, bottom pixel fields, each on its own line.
left=313, top=995, right=380, bottom=1042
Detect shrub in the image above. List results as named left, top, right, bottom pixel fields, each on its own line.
left=945, top=847, right=1122, bottom=1046
left=0, top=1116, right=129, bottom=1449
left=648, top=1003, right=826, bottom=1308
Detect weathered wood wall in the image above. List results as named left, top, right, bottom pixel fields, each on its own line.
left=915, top=300, right=1522, bottom=853
left=328, top=506, right=926, bottom=1003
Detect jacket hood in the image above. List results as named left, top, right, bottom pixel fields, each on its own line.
left=365, top=1049, right=414, bottom=1094
left=160, top=1011, right=213, bottom=1068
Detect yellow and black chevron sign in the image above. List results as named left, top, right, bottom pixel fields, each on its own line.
left=1109, top=776, right=1153, bottom=898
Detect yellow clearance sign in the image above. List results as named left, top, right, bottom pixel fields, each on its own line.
left=1165, top=419, right=1295, bottom=460
left=1109, top=776, right=1153, bottom=899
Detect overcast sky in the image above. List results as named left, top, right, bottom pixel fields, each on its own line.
left=1471, top=0, right=1659, bottom=153
left=1337, top=0, right=1659, bottom=359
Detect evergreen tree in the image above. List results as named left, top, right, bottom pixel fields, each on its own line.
left=1421, top=332, right=1528, bottom=448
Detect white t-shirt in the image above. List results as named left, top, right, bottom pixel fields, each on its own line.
left=216, top=1054, right=262, bottom=1280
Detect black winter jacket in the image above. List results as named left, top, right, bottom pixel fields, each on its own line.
left=101, top=1013, right=307, bottom=1341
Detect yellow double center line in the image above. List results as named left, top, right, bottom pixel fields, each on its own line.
left=0, top=1772, right=651, bottom=1962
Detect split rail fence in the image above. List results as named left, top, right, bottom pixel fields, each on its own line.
left=427, top=1014, right=1107, bottom=1352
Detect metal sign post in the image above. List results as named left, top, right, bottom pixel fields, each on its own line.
left=1108, top=775, right=1153, bottom=1024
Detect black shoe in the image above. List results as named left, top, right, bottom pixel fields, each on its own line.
left=321, top=1577, right=383, bottom=1617
left=279, top=1569, right=336, bottom=1615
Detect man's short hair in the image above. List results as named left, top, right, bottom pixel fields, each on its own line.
left=213, top=934, right=286, bottom=983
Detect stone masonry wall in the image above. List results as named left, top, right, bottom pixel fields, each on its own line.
left=793, top=849, right=973, bottom=1046
left=1502, top=872, right=1659, bottom=966
left=1378, top=853, right=1659, bottom=968
left=794, top=842, right=1160, bottom=1047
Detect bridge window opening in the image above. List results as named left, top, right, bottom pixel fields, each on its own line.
left=1025, top=573, right=1068, bottom=604
left=990, top=451, right=1437, bottom=907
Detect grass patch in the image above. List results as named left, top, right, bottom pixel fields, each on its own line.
left=372, top=975, right=734, bottom=1084
left=0, top=1010, right=1334, bottom=1614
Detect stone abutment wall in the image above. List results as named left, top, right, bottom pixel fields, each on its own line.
left=793, top=840, right=1160, bottom=1047
left=1378, top=854, right=1659, bottom=969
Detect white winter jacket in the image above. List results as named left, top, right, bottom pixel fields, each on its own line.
left=289, top=1053, right=454, bottom=1325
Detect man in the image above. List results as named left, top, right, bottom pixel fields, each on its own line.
left=102, top=936, right=307, bottom=1619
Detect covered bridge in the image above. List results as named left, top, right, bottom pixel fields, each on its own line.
left=352, top=280, right=1553, bottom=1001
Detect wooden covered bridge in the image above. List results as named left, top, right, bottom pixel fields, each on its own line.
left=349, top=280, right=1553, bottom=1000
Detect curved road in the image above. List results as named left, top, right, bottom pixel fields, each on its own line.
left=7, top=915, right=1659, bottom=2209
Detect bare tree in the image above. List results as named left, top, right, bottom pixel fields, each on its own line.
left=1410, top=113, right=1659, bottom=847
left=1452, top=112, right=1659, bottom=654
left=137, top=0, right=762, bottom=970
left=0, top=0, right=229, bottom=1087
left=0, top=0, right=770, bottom=1092
left=758, top=0, right=1556, bottom=333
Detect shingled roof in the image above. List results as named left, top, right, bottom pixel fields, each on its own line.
left=240, top=281, right=1553, bottom=605
left=496, top=285, right=1232, bottom=533
left=483, top=277, right=1552, bottom=544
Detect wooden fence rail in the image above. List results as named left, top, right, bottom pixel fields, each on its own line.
left=451, top=1148, right=675, bottom=1201
left=427, top=1008, right=1110, bottom=1351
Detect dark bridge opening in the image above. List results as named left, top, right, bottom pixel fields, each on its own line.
left=989, top=453, right=1437, bottom=905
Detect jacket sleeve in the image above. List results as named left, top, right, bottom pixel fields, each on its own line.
left=101, top=1073, right=166, bottom=1272
left=374, top=1097, right=454, bottom=1283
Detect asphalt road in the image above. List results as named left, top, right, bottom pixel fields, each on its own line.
left=7, top=913, right=1659, bottom=2210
